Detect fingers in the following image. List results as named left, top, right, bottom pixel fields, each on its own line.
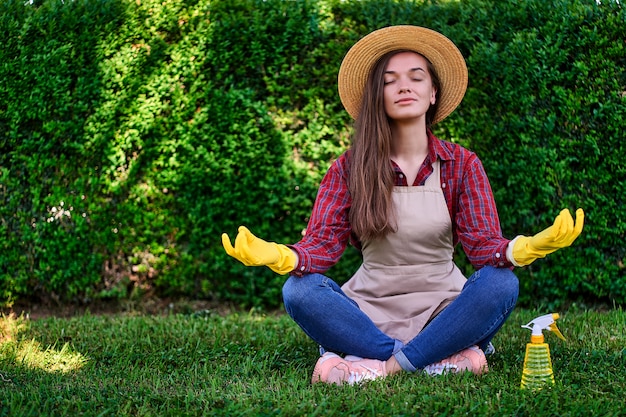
left=222, top=226, right=275, bottom=268
left=222, top=233, right=236, bottom=256
left=525, top=208, right=585, bottom=261
left=234, top=226, right=251, bottom=249
left=551, top=209, right=565, bottom=238
left=565, top=208, right=585, bottom=246
left=555, top=208, right=584, bottom=247
left=223, top=227, right=253, bottom=264
left=238, top=225, right=252, bottom=237
left=556, top=208, right=573, bottom=240
left=574, top=208, right=585, bottom=235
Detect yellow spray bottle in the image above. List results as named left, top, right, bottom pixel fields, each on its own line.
left=520, top=313, right=566, bottom=390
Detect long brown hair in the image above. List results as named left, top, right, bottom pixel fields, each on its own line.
left=348, top=50, right=441, bottom=242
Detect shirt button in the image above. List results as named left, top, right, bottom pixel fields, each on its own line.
left=441, top=183, right=446, bottom=188
left=498, top=262, right=505, bottom=267
left=496, top=252, right=501, bottom=259
left=399, top=174, right=404, bottom=179
left=300, top=266, right=305, bottom=271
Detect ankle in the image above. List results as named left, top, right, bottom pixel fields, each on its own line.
left=385, top=355, right=403, bottom=375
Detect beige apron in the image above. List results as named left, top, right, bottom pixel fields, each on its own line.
left=342, top=159, right=467, bottom=344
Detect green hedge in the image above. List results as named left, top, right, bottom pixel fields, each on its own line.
left=1, top=0, right=624, bottom=309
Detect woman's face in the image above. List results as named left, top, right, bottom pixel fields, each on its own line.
left=382, top=51, right=437, bottom=123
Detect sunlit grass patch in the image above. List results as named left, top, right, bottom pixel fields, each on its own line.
left=0, top=314, right=87, bottom=374
left=12, top=339, right=87, bottom=373
left=0, top=313, right=25, bottom=344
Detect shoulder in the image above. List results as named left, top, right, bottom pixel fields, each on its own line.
left=328, top=151, right=351, bottom=174
left=320, top=151, right=350, bottom=184
left=431, top=135, right=480, bottom=166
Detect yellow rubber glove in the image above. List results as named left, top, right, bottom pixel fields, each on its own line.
left=511, top=208, right=585, bottom=266
left=221, top=226, right=297, bottom=275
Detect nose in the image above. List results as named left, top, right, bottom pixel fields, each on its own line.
left=397, top=76, right=412, bottom=93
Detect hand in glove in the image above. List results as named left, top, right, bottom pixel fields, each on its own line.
left=222, top=226, right=297, bottom=274
left=511, top=208, right=584, bottom=266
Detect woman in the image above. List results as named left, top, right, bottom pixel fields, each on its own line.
left=222, top=26, right=584, bottom=385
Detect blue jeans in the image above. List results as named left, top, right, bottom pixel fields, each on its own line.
left=282, top=266, right=519, bottom=372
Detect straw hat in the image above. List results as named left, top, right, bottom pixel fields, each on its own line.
left=338, top=25, right=468, bottom=124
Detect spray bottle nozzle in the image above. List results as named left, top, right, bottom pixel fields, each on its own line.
left=521, top=313, right=566, bottom=343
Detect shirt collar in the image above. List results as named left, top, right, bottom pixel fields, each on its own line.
left=428, top=130, right=455, bottom=162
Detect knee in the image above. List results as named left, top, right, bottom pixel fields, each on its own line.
left=282, top=274, right=319, bottom=310
left=495, top=267, right=519, bottom=303
left=281, top=275, right=302, bottom=306
left=474, top=266, right=519, bottom=304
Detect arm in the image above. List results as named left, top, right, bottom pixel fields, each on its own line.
left=221, top=154, right=353, bottom=276
left=290, top=155, right=353, bottom=275
left=452, top=151, right=584, bottom=268
left=454, top=152, right=512, bottom=268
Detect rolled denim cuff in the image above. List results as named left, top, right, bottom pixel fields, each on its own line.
left=393, top=349, right=417, bottom=372
left=392, top=339, right=404, bottom=355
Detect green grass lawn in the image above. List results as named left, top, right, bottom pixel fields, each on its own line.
left=1, top=306, right=624, bottom=416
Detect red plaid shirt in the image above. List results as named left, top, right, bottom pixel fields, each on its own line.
left=290, top=131, right=513, bottom=275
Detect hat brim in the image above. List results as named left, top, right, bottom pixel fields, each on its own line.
left=338, top=25, right=467, bottom=124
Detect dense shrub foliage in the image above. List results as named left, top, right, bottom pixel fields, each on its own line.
left=1, top=0, right=624, bottom=308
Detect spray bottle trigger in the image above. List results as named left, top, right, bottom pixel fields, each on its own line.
left=549, top=322, right=566, bottom=341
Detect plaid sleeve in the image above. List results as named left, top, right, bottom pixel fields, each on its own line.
left=290, top=154, right=352, bottom=275
left=454, top=151, right=512, bottom=269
